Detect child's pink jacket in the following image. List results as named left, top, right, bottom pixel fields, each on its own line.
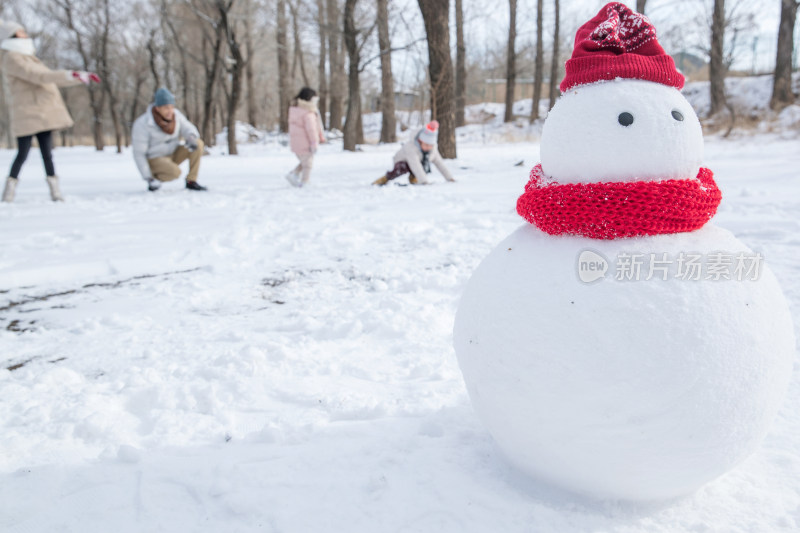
left=288, top=99, right=325, bottom=155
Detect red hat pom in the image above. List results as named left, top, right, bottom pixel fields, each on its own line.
left=427, top=120, right=439, bottom=132
left=560, top=2, right=684, bottom=92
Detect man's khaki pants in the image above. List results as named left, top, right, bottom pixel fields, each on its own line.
left=148, top=139, right=204, bottom=183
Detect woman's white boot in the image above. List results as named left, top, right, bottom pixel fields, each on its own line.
left=46, top=175, right=64, bottom=201
left=2, top=177, right=17, bottom=202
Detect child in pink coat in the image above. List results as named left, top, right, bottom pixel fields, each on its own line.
left=285, top=87, right=325, bottom=187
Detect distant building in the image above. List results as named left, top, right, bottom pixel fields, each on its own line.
left=672, top=52, right=707, bottom=80
left=368, top=91, right=422, bottom=112
left=475, top=78, right=538, bottom=104
left=475, top=53, right=708, bottom=103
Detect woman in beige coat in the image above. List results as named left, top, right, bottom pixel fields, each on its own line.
left=0, top=20, right=99, bottom=202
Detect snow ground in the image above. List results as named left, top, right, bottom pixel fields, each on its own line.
left=0, top=133, right=798, bottom=532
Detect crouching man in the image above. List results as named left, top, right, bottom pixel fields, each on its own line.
left=132, top=87, right=207, bottom=192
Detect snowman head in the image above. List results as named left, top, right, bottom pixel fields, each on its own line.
left=518, top=2, right=720, bottom=240
left=540, top=2, right=703, bottom=184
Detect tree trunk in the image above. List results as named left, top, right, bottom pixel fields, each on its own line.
left=709, top=0, right=727, bottom=116
left=59, top=90, right=72, bottom=147
left=129, top=71, right=145, bottom=146
left=290, top=2, right=310, bottom=86
left=455, top=0, right=466, bottom=127
left=211, top=100, right=218, bottom=142
left=244, top=15, right=258, bottom=127
left=88, top=88, right=106, bottom=151
left=636, top=0, right=647, bottom=14
left=96, top=0, right=121, bottom=153
left=201, top=26, right=223, bottom=145
left=146, top=32, right=161, bottom=89
left=220, top=2, right=244, bottom=156
left=277, top=0, right=291, bottom=132
left=418, top=0, right=456, bottom=158
left=770, top=0, right=798, bottom=110
left=504, top=0, right=517, bottom=123
left=343, top=0, right=360, bottom=151
left=327, top=0, right=345, bottom=131
left=162, top=0, right=190, bottom=118
left=357, top=105, right=364, bottom=144
left=377, top=0, right=396, bottom=142
left=226, top=68, right=241, bottom=156
left=55, top=0, right=105, bottom=150
left=105, top=87, right=123, bottom=153
left=548, top=0, right=560, bottom=111
left=316, top=0, right=328, bottom=128
left=530, top=0, right=544, bottom=121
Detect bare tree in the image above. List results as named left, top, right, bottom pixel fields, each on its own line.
left=126, top=59, right=148, bottom=145
left=243, top=7, right=257, bottom=127
left=377, top=0, right=396, bottom=142
left=504, top=0, right=516, bottom=123
left=161, top=0, right=191, bottom=118
left=97, top=0, right=123, bottom=153
left=218, top=0, right=244, bottom=155
left=770, top=0, right=799, bottom=110
left=118, top=17, right=151, bottom=146
left=342, top=0, right=361, bottom=150
left=277, top=0, right=290, bottom=132
left=454, top=0, right=466, bottom=127
left=146, top=30, right=162, bottom=89
left=51, top=0, right=107, bottom=151
left=327, top=0, right=344, bottom=131
left=187, top=0, right=226, bottom=146
left=289, top=1, right=310, bottom=86
left=709, top=0, right=727, bottom=116
left=417, top=0, right=456, bottom=158
left=548, top=0, right=560, bottom=111
left=636, top=0, right=647, bottom=13
left=530, top=0, right=543, bottom=121
left=316, top=0, right=328, bottom=125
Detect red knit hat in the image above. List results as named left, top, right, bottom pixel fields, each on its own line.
left=560, top=2, right=684, bottom=92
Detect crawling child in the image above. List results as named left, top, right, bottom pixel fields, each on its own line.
left=373, top=121, right=456, bottom=186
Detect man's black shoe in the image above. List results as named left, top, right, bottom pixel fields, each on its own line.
left=186, top=181, right=207, bottom=191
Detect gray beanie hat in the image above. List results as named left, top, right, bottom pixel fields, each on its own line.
left=0, top=20, right=23, bottom=40
left=417, top=120, right=439, bottom=145
left=154, top=87, right=176, bottom=107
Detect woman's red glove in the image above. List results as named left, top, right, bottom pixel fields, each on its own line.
left=72, top=71, right=101, bottom=84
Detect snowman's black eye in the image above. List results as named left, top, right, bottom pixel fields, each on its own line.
left=671, top=110, right=684, bottom=121
left=618, top=112, right=634, bottom=126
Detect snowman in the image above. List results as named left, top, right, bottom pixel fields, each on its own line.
left=453, top=3, right=795, bottom=501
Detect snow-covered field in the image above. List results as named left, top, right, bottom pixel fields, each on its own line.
left=0, top=132, right=798, bottom=532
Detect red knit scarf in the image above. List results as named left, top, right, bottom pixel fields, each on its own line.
left=516, top=164, right=722, bottom=240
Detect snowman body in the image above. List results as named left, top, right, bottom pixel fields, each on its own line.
left=453, top=77, right=795, bottom=501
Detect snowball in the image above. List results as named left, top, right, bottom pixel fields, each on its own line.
left=540, top=80, right=704, bottom=183
left=453, top=224, right=794, bottom=501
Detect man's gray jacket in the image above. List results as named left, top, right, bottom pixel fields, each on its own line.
left=131, top=105, right=200, bottom=180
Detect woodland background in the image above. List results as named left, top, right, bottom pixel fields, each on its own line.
left=0, top=0, right=797, bottom=159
